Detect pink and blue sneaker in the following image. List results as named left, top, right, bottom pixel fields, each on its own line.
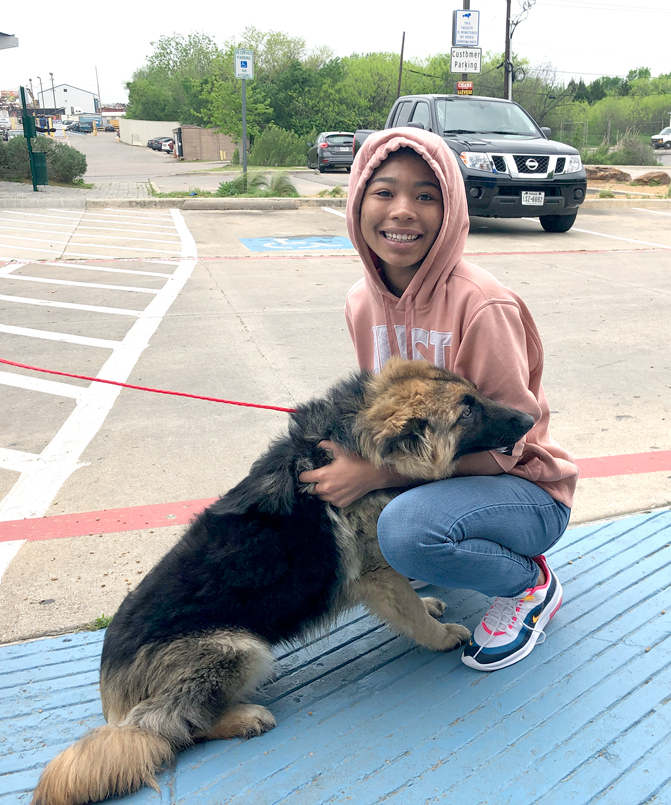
left=461, top=555, right=562, bottom=671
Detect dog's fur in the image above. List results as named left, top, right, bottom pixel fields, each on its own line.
left=32, top=358, right=534, bottom=805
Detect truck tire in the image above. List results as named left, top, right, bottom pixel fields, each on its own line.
left=664, top=141, right=671, bottom=150
left=539, top=212, right=578, bottom=233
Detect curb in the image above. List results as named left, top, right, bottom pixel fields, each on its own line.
left=0, top=195, right=668, bottom=211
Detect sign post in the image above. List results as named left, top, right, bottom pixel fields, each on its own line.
left=20, top=86, right=38, bottom=192
left=234, top=48, right=254, bottom=183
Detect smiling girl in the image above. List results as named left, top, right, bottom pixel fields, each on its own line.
left=299, top=128, right=578, bottom=671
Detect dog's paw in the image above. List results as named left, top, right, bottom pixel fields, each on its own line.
left=437, top=622, right=471, bottom=652
left=208, top=704, right=276, bottom=740
left=422, top=597, right=447, bottom=619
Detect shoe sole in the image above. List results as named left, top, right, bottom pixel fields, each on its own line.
left=462, top=578, right=563, bottom=672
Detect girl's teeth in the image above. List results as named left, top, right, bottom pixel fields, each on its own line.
left=384, top=233, right=420, bottom=242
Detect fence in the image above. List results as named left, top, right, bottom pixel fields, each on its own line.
left=554, top=118, right=670, bottom=149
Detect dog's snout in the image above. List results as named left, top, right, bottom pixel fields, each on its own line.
left=519, top=412, right=535, bottom=434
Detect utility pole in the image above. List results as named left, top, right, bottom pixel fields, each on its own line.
left=397, top=32, right=405, bottom=98
left=49, top=72, right=56, bottom=111
left=28, top=79, right=35, bottom=106
left=95, top=66, right=102, bottom=113
left=504, top=0, right=512, bottom=100
left=37, top=76, right=44, bottom=108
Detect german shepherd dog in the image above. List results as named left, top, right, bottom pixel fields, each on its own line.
left=32, top=358, right=534, bottom=805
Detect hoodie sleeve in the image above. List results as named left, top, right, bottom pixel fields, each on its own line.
left=453, top=299, right=545, bottom=473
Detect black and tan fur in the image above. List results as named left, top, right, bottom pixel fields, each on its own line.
left=32, top=358, right=535, bottom=805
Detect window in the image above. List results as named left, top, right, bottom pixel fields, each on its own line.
left=410, top=102, right=431, bottom=131
left=393, top=101, right=413, bottom=127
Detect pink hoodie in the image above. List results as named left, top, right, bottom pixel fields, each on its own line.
left=345, top=128, right=578, bottom=507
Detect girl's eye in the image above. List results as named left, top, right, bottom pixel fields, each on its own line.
left=418, top=193, right=437, bottom=202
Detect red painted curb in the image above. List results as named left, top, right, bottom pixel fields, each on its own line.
left=1, top=451, right=670, bottom=544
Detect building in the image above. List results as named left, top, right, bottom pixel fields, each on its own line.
left=36, top=84, right=99, bottom=116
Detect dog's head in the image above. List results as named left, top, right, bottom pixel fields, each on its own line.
left=355, top=358, right=535, bottom=480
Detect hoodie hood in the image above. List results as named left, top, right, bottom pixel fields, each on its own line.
left=346, top=128, right=470, bottom=312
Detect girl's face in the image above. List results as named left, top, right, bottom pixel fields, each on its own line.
left=360, top=150, right=444, bottom=283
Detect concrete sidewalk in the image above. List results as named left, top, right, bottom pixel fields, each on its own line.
left=1, top=509, right=669, bottom=804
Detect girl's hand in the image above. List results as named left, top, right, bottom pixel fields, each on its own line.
left=299, top=441, right=406, bottom=508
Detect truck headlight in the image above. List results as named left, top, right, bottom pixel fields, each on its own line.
left=459, top=152, right=494, bottom=172
left=564, top=155, right=582, bottom=173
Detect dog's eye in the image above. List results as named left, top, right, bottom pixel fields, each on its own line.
left=461, top=407, right=472, bottom=419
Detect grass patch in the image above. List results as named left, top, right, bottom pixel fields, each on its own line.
left=216, top=171, right=298, bottom=198
left=79, top=614, right=113, bottom=632
left=317, top=185, right=346, bottom=198
left=598, top=190, right=616, bottom=198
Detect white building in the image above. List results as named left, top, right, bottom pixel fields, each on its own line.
left=36, top=83, right=99, bottom=115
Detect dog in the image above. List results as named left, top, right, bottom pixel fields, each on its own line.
left=32, top=358, right=535, bottom=805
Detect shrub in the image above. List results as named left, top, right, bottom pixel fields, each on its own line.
left=232, top=147, right=240, bottom=165
left=215, top=171, right=298, bottom=197
left=249, top=125, right=308, bottom=167
left=0, top=136, right=87, bottom=183
left=582, top=131, right=658, bottom=166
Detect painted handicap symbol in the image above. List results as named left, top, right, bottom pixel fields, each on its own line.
left=240, top=236, right=354, bottom=252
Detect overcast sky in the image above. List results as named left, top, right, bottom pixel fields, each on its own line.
left=2, top=0, right=669, bottom=105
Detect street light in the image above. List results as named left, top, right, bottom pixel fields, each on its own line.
left=37, top=76, right=44, bottom=108
left=49, top=72, right=56, bottom=111
left=28, top=78, right=35, bottom=107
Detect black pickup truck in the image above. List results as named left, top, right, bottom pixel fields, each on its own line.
left=354, top=94, right=587, bottom=232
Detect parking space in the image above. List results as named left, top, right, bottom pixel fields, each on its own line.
left=0, top=208, right=185, bottom=261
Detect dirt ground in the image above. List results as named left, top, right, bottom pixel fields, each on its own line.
left=587, top=179, right=670, bottom=198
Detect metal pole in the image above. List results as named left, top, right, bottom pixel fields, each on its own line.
left=20, top=86, right=38, bottom=193
left=49, top=72, right=56, bottom=110
left=28, top=79, right=34, bottom=106
left=37, top=76, right=43, bottom=108
left=504, top=0, right=512, bottom=100
left=461, top=0, right=470, bottom=84
left=241, top=78, right=247, bottom=188
left=397, top=32, right=405, bottom=98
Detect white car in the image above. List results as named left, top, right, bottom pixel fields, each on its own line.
left=161, top=139, right=174, bottom=153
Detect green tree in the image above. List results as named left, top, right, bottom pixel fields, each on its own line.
left=125, top=32, right=222, bottom=122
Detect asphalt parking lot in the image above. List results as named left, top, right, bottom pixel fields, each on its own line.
left=0, top=189, right=670, bottom=642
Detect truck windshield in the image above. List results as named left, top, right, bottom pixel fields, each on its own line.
left=435, top=99, right=539, bottom=139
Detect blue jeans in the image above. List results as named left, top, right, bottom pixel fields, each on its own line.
left=377, top=475, right=571, bottom=598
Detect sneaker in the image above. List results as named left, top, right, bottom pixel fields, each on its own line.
left=461, top=555, right=562, bottom=672
left=408, top=578, right=430, bottom=590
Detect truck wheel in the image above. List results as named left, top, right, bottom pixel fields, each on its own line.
left=539, top=212, right=578, bottom=233
left=664, top=141, right=671, bottom=150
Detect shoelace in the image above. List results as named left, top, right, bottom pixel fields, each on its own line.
left=473, top=595, right=547, bottom=659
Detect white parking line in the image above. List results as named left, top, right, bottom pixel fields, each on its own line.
left=40, top=262, right=173, bottom=278
left=0, top=294, right=142, bottom=316
left=633, top=207, right=671, bottom=217
left=0, top=370, right=83, bottom=399
left=102, top=208, right=173, bottom=218
left=322, top=207, right=347, bottom=219
left=522, top=217, right=671, bottom=249
left=0, top=448, right=40, bottom=473
left=0, top=209, right=198, bottom=524
left=0, top=324, right=120, bottom=349
left=4, top=275, right=160, bottom=294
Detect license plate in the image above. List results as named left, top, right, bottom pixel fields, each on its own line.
left=339, top=147, right=350, bottom=152
left=522, top=191, right=545, bottom=205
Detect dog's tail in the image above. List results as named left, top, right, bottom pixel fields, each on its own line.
left=31, top=723, right=172, bottom=805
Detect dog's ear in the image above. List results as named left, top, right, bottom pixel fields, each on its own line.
left=379, top=418, right=429, bottom=459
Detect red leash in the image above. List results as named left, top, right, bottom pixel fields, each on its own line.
left=0, top=358, right=299, bottom=414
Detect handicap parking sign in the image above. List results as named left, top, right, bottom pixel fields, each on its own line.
left=240, top=236, right=354, bottom=252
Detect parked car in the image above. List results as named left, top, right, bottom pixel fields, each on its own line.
left=307, top=132, right=355, bottom=172
left=650, top=127, right=671, bottom=149
left=161, top=139, right=174, bottom=153
left=147, top=136, right=172, bottom=150
left=353, top=94, right=587, bottom=232
left=78, top=122, right=93, bottom=134
left=104, top=124, right=116, bottom=132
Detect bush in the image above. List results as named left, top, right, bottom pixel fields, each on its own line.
left=249, top=125, right=308, bottom=167
left=215, top=171, right=298, bottom=197
left=582, top=131, right=658, bottom=166
left=0, top=136, right=87, bottom=183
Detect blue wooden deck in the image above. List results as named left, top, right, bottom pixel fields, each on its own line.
left=2, top=509, right=670, bottom=805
